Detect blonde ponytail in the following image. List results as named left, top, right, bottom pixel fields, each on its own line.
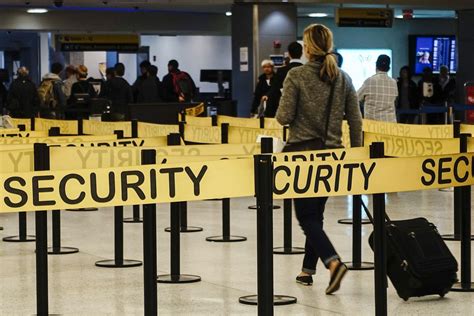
left=303, top=24, right=339, bottom=83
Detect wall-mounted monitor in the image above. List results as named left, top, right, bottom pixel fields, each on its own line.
left=338, top=49, right=393, bottom=91
left=410, top=35, right=457, bottom=75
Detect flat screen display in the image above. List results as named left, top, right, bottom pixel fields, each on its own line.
left=412, top=36, right=457, bottom=74
left=338, top=49, right=393, bottom=91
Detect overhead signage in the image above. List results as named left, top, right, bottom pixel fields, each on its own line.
left=56, top=34, right=140, bottom=52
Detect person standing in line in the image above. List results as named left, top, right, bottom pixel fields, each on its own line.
left=438, top=65, right=456, bottom=105
left=162, top=60, right=196, bottom=102
left=136, top=65, right=164, bottom=103
left=63, top=65, right=77, bottom=99
left=397, top=66, right=419, bottom=124
left=358, top=55, right=398, bottom=122
left=265, top=42, right=303, bottom=117
left=418, top=67, right=442, bottom=124
left=132, top=60, right=151, bottom=102
left=7, top=67, right=40, bottom=118
left=276, top=24, right=362, bottom=294
left=37, top=62, right=67, bottom=118
left=102, top=63, right=133, bottom=121
left=250, top=59, right=275, bottom=117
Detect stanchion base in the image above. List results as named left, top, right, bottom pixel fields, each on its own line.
left=337, top=218, right=371, bottom=225
left=206, top=235, right=247, bottom=242
left=239, top=294, right=297, bottom=306
left=95, top=259, right=143, bottom=268
left=441, top=233, right=474, bottom=241
left=48, top=247, right=80, bottom=255
left=248, top=205, right=281, bottom=210
left=157, top=274, right=201, bottom=284
left=123, top=218, right=143, bottom=223
left=2, top=235, right=36, bottom=242
left=451, top=282, right=474, bottom=292
left=273, top=246, right=305, bottom=255
left=164, top=226, right=203, bottom=233
left=344, top=261, right=374, bottom=271
left=439, top=188, right=454, bottom=192
left=65, top=208, right=99, bottom=212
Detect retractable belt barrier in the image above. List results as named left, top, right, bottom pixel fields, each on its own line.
left=0, top=134, right=117, bottom=146
left=0, top=131, right=49, bottom=138
left=1, top=151, right=474, bottom=213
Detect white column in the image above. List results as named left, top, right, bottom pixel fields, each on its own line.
left=39, top=32, right=50, bottom=78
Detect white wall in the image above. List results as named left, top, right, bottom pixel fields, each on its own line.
left=141, top=35, right=232, bottom=93
left=118, top=53, right=138, bottom=84
left=83, top=51, right=106, bottom=79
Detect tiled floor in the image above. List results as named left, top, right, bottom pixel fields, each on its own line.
left=1, top=190, right=473, bottom=315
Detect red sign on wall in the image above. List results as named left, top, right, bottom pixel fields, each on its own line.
left=465, top=83, right=474, bottom=123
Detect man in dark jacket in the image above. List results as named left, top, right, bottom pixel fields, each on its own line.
left=102, top=63, right=133, bottom=121
left=162, top=60, right=197, bottom=102
left=397, top=66, right=419, bottom=124
left=132, top=60, right=151, bottom=102
left=265, top=42, right=304, bottom=117
left=136, top=65, right=163, bottom=103
left=7, top=67, right=40, bottom=118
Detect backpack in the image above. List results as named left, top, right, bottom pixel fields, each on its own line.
left=38, top=79, right=58, bottom=109
left=171, top=71, right=194, bottom=101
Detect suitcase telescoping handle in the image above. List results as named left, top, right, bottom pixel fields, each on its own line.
left=361, top=199, right=392, bottom=226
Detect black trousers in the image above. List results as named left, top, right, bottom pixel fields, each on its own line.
left=294, top=197, right=339, bottom=274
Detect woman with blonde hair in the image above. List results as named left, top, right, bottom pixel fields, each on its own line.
left=276, top=24, right=363, bottom=294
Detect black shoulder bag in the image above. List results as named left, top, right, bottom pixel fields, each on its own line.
left=282, top=79, right=336, bottom=153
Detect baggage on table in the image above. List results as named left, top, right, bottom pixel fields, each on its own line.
left=365, top=204, right=458, bottom=301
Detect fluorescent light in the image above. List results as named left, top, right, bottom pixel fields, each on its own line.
left=27, top=8, right=48, bottom=14
left=225, top=11, right=232, bottom=17
left=308, top=13, right=328, bottom=18
left=395, top=14, right=404, bottom=19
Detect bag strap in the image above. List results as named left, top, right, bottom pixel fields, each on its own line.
left=322, top=77, right=337, bottom=145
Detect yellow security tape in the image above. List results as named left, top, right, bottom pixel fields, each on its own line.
left=0, top=131, right=49, bottom=138
left=228, top=126, right=284, bottom=144
left=185, top=103, right=205, bottom=117
left=264, top=118, right=284, bottom=130
left=137, top=122, right=179, bottom=137
left=35, top=118, right=79, bottom=134
left=218, top=115, right=260, bottom=128
left=274, top=153, right=474, bottom=199
left=83, top=120, right=132, bottom=137
left=364, top=132, right=459, bottom=157
left=11, top=118, right=31, bottom=130
left=363, top=119, right=453, bottom=138
left=0, top=143, right=261, bottom=173
left=0, top=134, right=117, bottom=146
left=0, top=158, right=255, bottom=212
left=1, top=128, right=19, bottom=133
left=461, top=124, right=474, bottom=135
left=184, top=116, right=213, bottom=127
left=184, top=125, right=221, bottom=143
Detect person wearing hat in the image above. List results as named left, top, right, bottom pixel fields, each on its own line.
left=358, top=54, right=398, bottom=122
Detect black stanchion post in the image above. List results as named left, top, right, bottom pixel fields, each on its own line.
left=259, top=116, right=265, bottom=129
left=272, top=137, right=303, bottom=255
left=31, top=116, right=35, bottom=131
left=451, top=133, right=474, bottom=291
left=441, top=121, right=472, bottom=240
left=34, top=143, right=49, bottom=316
left=77, top=118, right=83, bottom=135
left=158, top=134, right=201, bottom=284
left=96, top=128, right=142, bottom=268
left=211, top=114, right=218, bottom=126
left=164, top=133, right=203, bottom=233
left=124, top=119, right=143, bottom=223
left=344, top=194, right=374, bottom=270
left=370, top=142, right=387, bottom=316
left=46, top=127, right=79, bottom=255
left=141, top=149, right=158, bottom=315
left=239, top=154, right=297, bottom=310
left=206, top=123, right=247, bottom=242
left=179, top=121, right=185, bottom=141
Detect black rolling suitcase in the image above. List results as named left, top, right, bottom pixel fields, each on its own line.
left=364, top=203, right=458, bottom=301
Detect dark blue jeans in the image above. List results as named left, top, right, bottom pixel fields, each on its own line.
left=294, top=197, right=340, bottom=275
